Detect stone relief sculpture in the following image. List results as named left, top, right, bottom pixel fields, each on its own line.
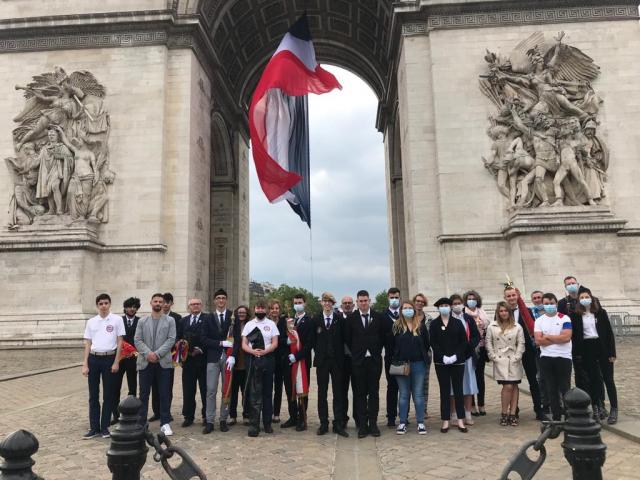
left=6, top=67, right=114, bottom=228
left=480, top=32, right=608, bottom=208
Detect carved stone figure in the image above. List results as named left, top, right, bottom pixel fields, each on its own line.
left=479, top=32, right=607, bottom=208
left=7, top=67, right=113, bottom=228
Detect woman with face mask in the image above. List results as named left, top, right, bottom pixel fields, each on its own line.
left=448, top=294, right=480, bottom=426
left=413, top=293, right=432, bottom=419
left=534, top=293, right=573, bottom=421
left=429, top=297, right=469, bottom=433
left=391, top=301, right=431, bottom=435
left=486, top=301, right=525, bottom=426
left=463, top=290, right=489, bottom=417
left=569, top=286, right=618, bottom=424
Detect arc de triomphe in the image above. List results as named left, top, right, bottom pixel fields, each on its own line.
left=0, top=0, right=639, bottom=344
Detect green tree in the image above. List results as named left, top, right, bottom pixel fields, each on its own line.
left=264, top=284, right=322, bottom=317
left=373, top=290, right=389, bottom=311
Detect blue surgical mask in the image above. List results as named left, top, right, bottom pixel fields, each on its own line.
left=402, top=308, right=414, bottom=318
left=466, top=299, right=478, bottom=309
left=293, top=304, right=304, bottom=313
left=566, top=284, right=579, bottom=294
left=439, top=306, right=451, bottom=316
left=579, top=298, right=592, bottom=307
left=543, top=304, right=557, bottom=315
left=389, top=298, right=400, bottom=309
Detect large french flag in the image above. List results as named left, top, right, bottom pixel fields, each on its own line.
left=249, top=13, right=342, bottom=227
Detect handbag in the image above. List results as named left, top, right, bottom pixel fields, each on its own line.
left=389, top=361, right=410, bottom=376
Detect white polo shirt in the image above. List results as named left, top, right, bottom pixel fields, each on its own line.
left=242, top=318, right=279, bottom=348
left=84, top=313, right=125, bottom=352
left=534, top=313, right=572, bottom=359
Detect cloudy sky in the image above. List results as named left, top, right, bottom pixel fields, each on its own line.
left=249, top=65, right=390, bottom=300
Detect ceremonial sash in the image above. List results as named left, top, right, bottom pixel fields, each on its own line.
left=288, top=329, right=309, bottom=398
left=171, top=339, right=189, bottom=367
left=222, top=323, right=235, bottom=405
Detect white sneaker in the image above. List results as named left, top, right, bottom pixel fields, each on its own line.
left=396, top=423, right=407, bottom=435
left=417, top=423, right=427, bottom=435
left=160, top=424, right=173, bottom=436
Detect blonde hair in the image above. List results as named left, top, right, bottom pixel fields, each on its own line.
left=392, top=301, right=421, bottom=336
left=494, top=301, right=515, bottom=333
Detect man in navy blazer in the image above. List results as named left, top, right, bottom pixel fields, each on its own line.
left=202, top=288, right=234, bottom=434
left=111, top=296, right=140, bottom=425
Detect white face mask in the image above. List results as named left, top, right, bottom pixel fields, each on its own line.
left=452, top=305, right=464, bottom=314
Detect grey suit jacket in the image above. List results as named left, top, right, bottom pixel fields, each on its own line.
left=134, top=314, right=176, bottom=370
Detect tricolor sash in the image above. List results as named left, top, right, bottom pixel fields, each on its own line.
left=288, top=329, right=309, bottom=398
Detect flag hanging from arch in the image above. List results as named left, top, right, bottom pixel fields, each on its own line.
left=249, top=13, right=342, bottom=227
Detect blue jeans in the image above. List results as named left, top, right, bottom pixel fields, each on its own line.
left=139, top=363, right=172, bottom=425
left=396, top=360, right=427, bottom=424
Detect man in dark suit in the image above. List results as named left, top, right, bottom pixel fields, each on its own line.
left=111, top=296, right=140, bottom=425
left=178, top=298, right=207, bottom=427
left=202, top=288, right=234, bottom=433
left=313, top=292, right=348, bottom=437
left=338, top=295, right=356, bottom=427
left=345, top=289, right=391, bottom=438
left=504, top=286, right=544, bottom=420
left=148, top=292, right=182, bottom=422
left=382, top=287, right=401, bottom=427
left=281, top=293, right=314, bottom=431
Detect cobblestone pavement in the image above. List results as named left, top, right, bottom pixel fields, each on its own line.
left=1, top=360, right=640, bottom=479
left=0, top=348, right=82, bottom=376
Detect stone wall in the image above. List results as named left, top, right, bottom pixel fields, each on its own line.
left=397, top=18, right=640, bottom=309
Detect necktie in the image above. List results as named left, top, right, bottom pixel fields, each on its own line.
left=191, top=315, right=196, bottom=327
left=218, top=313, right=223, bottom=327
left=392, top=311, right=399, bottom=319
left=128, top=318, right=133, bottom=328
left=363, top=314, right=369, bottom=328
left=325, top=317, right=331, bottom=329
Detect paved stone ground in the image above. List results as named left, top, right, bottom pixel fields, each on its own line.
left=0, top=347, right=82, bottom=376
left=2, top=357, right=640, bottom=479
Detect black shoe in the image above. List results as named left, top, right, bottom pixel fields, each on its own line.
left=607, top=407, right=618, bottom=425
left=440, top=427, right=449, bottom=433
left=535, top=411, right=546, bottom=421
left=148, top=415, right=160, bottom=422
left=202, top=423, right=214, bottom=434
left=220, top=421, right=229, bottom=432
left=295, top=422, right=307, bottom=432
left=181, top=418, right=194, bottom=428
left=471, top=411, right=481, bottom=417
left=479, top=410, right=487, bottom=416
left=369, top=424, right=381, bottom=437
left=248, top=426, right=259, bottom=437
left=386, top=419, right=396, bottom=427
left=82, top=429, right=99, bottom=440
left=281, top=418, right=296, bottom=428
left=110, top=417, right=119, bottom=426
left=335, top=427, right=349, bottom=438
left=317, top=424, right=329, bottom=435
left=357, top=427, right=368, bottom=438
left=228, top=418, right=237, bottom=426
left=264, top=424, right=274, bottom=434
left=458, top=426, right=468, bottom=433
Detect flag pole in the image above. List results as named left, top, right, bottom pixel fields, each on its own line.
left=309, top=227, right=315, bottom=296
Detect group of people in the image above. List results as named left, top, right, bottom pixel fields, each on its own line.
left=81, top=277, right=618, bottom=440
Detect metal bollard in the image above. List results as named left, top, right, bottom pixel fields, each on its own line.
left=0, top=429, right=42, bottom=480
left=107, top=396, right=149, bottom=480
left=561, top=388, right=607, bottom=480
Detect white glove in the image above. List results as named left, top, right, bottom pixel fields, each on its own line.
left=449, top=355, right=457, bottom=364
left=288, top=354, right=296, bottom=364
left=286, top=338, right=292, bottom=345
left=221, top=340, right=233, bottom=348
left=442, top=355, right=451, bottom=365
left=225, top=356, right=235, bottom=370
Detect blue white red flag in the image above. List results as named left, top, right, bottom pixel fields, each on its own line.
left=249, top=13, right=341, bottom=227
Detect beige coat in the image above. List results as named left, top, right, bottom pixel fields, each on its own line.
left=485, top=321, right=525, bottom=382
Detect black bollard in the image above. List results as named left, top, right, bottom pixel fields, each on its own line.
left=107, top=396, right=149, bottom=480
left=0, top=429, right=42, bottom=479
left=561, top=388, right=607, bottom=480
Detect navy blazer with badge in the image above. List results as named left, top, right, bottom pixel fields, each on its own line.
left=312, top=311, right=346, bottom=367
left=345, top=309, right=391, bottom=366
left=202, top=309, right=233, bottom=363
left=293, top=313, right=314, bottom=364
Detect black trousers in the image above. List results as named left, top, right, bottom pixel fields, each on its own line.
left=152, top=368, right=174, bottom=420
left=247, top=354, right=275, bottom=428
left=474, top=347, right=487, bottom=407
left=384, top=356, right=399, bottom=422
left=229, top=369, right=247, bottom=419
left=574, top=339, right=604, bottom=406
left=352, top=356, right=383, bottom=427
left=597, top=353, right=618, bottom=409
left=112, top=356, right=137, bottom=421
left=88, top=354, right=117, bottom=432
left=139, top=364, right=172, bottom=425
left=273, top=353, right=285, bottom=417
left=283, top=358, right=310, bottom=424
left=316, top=359, right=346, bottom=426
left=181, top=356, right=207, bottom=421
left=434, top=364, right=465, bottom=421
left=341, top=355, right=354, bottom=424
left=539, top=356, right=572, bottom=421
left=522, top=347, right=542, bottom=414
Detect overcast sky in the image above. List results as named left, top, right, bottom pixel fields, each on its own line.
left=249, top=65, right=390, bottom=300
